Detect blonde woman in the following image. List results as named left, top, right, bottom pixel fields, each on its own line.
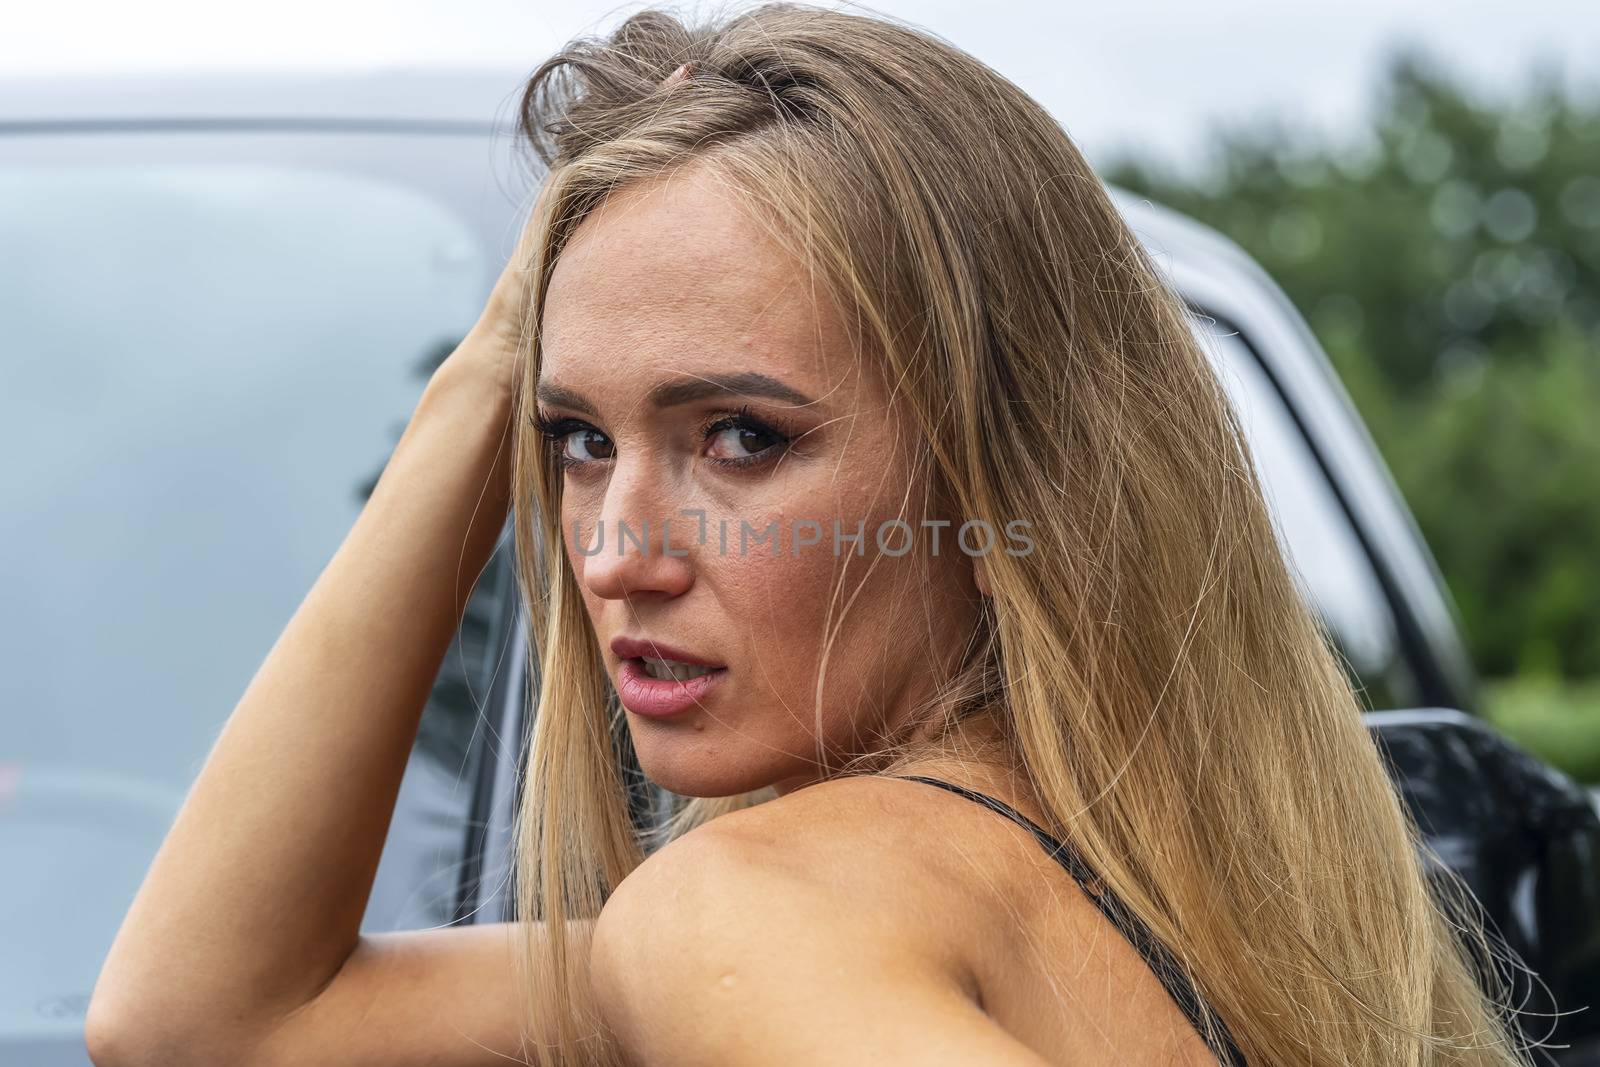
left=89, top=4, right=1534, bottom=1065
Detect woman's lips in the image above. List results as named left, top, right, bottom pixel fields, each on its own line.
left=615, top=657, right=728, bottom=718
left=610, top=634, right=722, bottom=666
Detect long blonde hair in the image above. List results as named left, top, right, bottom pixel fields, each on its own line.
left=503, top=4, right=1535, bottom=1064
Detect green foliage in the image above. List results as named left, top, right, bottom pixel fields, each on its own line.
left=1104, top=52, right=1600, bottom=683
left=1391, top=325, right=1600, bottom=678
left=1484, top=674, right=1600, bottom=784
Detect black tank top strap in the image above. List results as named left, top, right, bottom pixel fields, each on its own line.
left=890, top=774, right=1248, bottom=1067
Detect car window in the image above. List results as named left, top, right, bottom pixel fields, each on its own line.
left=0, top=159, right=510, bottom=1046
left=1193, top=318, right=1419, bottom=710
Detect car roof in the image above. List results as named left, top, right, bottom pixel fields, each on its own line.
left=0, top=68, right=530, bottom=129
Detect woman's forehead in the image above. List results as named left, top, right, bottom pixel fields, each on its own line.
left=539, top=170, right=869, bottom=403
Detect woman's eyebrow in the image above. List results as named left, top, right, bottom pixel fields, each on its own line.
left=535, top=381, right=598, bottom=416
left=647, top=372, right=816, bottom=409
left=536, top=372, right=817, bottom=415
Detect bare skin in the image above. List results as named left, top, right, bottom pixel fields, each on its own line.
left=87, top=167, right=1223, bottom=1067
left=592, top=768, right=1226, bottom=1066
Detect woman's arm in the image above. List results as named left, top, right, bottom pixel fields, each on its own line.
left=86, top=227, right=548, bottom=1067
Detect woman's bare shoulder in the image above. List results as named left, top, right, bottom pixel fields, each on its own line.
left=587, top=776, right=1052, bottom=1066
left=596, top=774, right=1026, bottom=981
left=646, top=774, right=1012, bottom=903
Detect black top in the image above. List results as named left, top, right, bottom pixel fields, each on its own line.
left=891, top=774, right=1248, bottom=1067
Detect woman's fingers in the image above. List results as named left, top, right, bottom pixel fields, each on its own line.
left=452, top=180, right=552, bottom=395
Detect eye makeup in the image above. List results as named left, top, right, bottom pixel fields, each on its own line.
left=531, top=403, right=805, bottom=474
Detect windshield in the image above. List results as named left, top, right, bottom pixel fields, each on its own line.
left=0, top=159, right=499, bottom=1044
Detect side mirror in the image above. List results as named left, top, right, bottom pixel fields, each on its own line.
left=1366, top=708, right=1600, bottom=1057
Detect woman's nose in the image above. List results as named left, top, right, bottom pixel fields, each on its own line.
left=574, top=465, right=695, bottom=602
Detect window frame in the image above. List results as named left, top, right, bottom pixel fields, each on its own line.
left=1182, top=299, right=1477, bottom=713
left=1190, top=305, right=1421, bottom=707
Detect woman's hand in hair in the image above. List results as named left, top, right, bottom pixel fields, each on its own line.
left=447, top=181, right=550, bottom=398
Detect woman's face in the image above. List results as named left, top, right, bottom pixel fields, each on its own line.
left=536, top=166, right=984, bottom=798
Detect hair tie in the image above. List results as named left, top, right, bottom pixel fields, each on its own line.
left=660, top=61, right=697, bottom=89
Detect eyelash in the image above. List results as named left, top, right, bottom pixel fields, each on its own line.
left=531, top=405, right=795, bottom=473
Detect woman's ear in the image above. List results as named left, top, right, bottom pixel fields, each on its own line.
left=973, top=555, right=993, bottom=597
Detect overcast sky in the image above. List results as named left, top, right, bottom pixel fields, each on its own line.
left=8, top=0, right=1598, bottom=172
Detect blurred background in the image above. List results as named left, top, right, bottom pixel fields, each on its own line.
left=3, top=1, right=1598, bottom=1061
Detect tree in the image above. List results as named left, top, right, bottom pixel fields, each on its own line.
left=1104, top=50, right=1600, bottom=681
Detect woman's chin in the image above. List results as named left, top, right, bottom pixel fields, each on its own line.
left=633, top=737, right=811, bottom=799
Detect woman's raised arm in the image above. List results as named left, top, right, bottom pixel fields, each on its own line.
left=85, top=218, right=560, bottom=1067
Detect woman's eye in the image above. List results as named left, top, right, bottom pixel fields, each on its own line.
left=565, top=429, right=614, bottom=463
left=534, top=413, right=613, bottom=467
left=535, top=408, right=790, bottom=471
left=706, top=420, right=786, bottom=462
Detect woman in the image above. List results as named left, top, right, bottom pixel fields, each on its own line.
left=89, top=4, right=1534, bottom=1066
